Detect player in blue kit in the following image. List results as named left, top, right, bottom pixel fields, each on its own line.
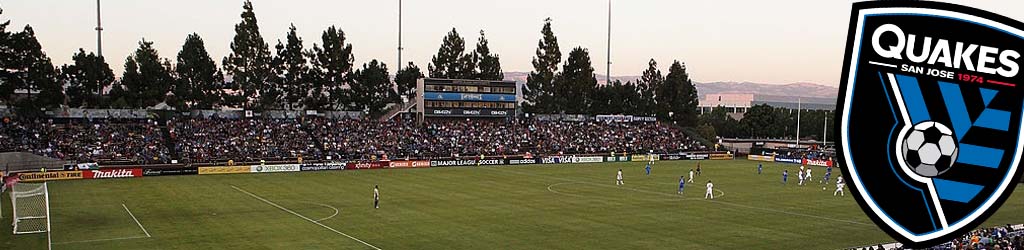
left=757, top=163, right=763, bottom=174
left=678, top=176, right=685, bottom=194
left=782, top=170, right=789, bottom=185
left=645, top=161, right=652, bottom=176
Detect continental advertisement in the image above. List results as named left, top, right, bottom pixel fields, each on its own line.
left=20, top=171, right=84, bottom=182
left=198, top=166, right=252, bottom=175
left=747, top=155, right=776, bottom=162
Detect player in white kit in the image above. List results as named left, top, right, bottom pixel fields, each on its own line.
left=705, top=180, right=715, bottom=199
left=798, top=169, right=805, bottom=186
left=834, top=176, right=845, bottom=196
left=688, top=169, right=695, bottom=183
left=805, top=167, right=812, bottom=184
left=616, top=169, right=624, bottom=186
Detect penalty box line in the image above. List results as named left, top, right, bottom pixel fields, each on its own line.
left=485, top=167, right=872, bottom=227
left=231, top=185, right=382, bottom=250
left=51, top=204, right=152, bottom=245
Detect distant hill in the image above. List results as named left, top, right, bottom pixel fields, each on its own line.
left=502, top=72, right=839, bottom=104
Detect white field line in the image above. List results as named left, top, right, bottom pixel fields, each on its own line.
left=487, top=167, right=872, bottom=227
left=300, top=201, right=340, bottom=222
left=122, top=204, right=151, bottom=238
left=231, top=185, right=382, bottom=250
left=51, top=204, right=152, bottom=245
left=546, top=182, right=725, bottom=200
left=52, top=235, right=149, bottom=245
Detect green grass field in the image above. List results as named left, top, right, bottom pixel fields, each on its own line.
left=2, top=160, right=1022, bottom=249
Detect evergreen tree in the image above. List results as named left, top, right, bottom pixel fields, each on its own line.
left=275, top=24, right=309, bottom=110
left=524, top=18, right=561, bottom=113
left=310, top=25, right=354, bottom=110
left=473, top=30, right=503, bottom=80
left=0, top=7, right=14, bottom=104
left=553, top=47, right=597, bottom=114
left=429, top=28, right=474, bottom=79
left=395, top=62, right=423, bottom=99
left=350, top=60, right=397, bottom=116
left=120, top=39, right=173, bottom=108
left=175, top=33, right=223, bottom=110
left=222, top=0, right=276, bottom=110
left=658, top=60, right=699, bottom=126
left=637, top=59, right=662, bottom=116
left=60, top=49, right=114, bottom=108
left=8, top=26, right=62, bottom=109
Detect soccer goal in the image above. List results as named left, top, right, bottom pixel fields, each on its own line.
left=10, top=182, right=51, bottom=235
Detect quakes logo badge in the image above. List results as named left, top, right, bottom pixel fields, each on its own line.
left=837, top=1, right=1024, bottom=247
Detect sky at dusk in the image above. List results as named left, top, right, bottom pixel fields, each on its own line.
left=2, top=0, right=1023, bottom=86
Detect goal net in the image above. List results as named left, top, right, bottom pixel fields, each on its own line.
left=10, top=182, right=50, bottom=234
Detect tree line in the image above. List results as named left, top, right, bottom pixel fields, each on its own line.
left=521, top=18, right=698, bottom=125
left=0, top=2, right=700, bottom=125
left=697, top=104, right=835, bottom=142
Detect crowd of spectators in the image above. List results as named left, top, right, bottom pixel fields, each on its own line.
left=2, top=116, right=708, bottom=164
left=310, top=118, right=706, bottom=161
left=853, top=224, right=1023, bottom=250
left=171, top=117, right=319, bottom=164
left=0, top=118, right=170, bottom=164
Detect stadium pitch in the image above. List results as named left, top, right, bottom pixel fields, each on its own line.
left=2, top=160, right=1022, bottom=249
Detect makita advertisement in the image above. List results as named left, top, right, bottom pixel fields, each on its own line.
left=83, top=168, right=143, bottom=179
left=802, top=158, right=834, bottom=167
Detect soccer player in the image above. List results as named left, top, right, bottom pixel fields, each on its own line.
left=705, top=180, right=714, bottom=199
left=373, top=185, right=380, bottom=209
left=782, top=170, right=789, bottom=184
left=757, top=163, right=763, bottom=175
left=696, top=162, right=702, bottom=176
left=798, top=169, right=805, bottom=186
left=616, top=169, right=624, bottom=186
left=678, top=176, right=686, bottom=194
left=806, top=167, right=813, bottom=183
left=822, top=169, right=832, bottom=184
left=645, top=161, right=652, bottom=176
left=834, top=176, right=845, bottom=196
left=688, top=169, right=695, bottom=183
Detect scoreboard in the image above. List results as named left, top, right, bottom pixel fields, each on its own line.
left=416, top=78, right=518, bottom=118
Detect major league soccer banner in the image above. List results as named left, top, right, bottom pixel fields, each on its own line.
left=837, top=1, right=1024, bottom=247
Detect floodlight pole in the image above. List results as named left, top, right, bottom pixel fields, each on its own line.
left=397, top=0, right=403, bottom=72
left=96, top=0, right=103, bottom=58
left=823, top=113, right=828, bottom=146
left=606, top=0, right=612, bottom=85
left=796, top=98, right=802, bottom=148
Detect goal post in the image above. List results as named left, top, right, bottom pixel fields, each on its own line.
left=10, top=182, right=50, bottom=235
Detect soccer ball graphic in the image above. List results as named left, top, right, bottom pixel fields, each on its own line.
left=901, top=121, right=958, bottom=177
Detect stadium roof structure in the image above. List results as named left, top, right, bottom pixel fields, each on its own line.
left=0, top=152, right=69, bottom=173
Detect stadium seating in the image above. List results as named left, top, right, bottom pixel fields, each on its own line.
left=2, top=115, right=708, bottom=165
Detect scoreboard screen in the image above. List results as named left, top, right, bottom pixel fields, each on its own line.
left=416, top=78, right=518, bottom=118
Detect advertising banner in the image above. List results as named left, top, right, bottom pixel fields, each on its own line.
left=423, top=92, right=516, bottom=102
left=710, top=153, right=734, bottom=160
left=83, top=169, right=142, bottom=179
left=430, top=159, right=505, bottom=167
left=388, top=160, right=431, bottom=169
left=508, top=158, right=539, bottom=165
left=803, top=158, right=834, bottom=167
left=683, top=153, right=710, bottom=160
left=20, top=171, right=83, bottom=182
left=747, top=155, right=776, bottom=162
left=632, top=154, right=651, bottom=162
left=251, top=164, right=301, bottom=173
left=774, top=156, right=803, bottom=164
left=572, top=156, right=604, bottom=163
left=347, top=161, right=389, bottom=170
left=142, top=167, right=199, bottom=176
left=199, top=166, right=251, bottom=175
left=424, top=108, right=512, bottom=117
left=300, top=162, right=346, bottom=171
left=604, top=156, right=631, bottom=162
